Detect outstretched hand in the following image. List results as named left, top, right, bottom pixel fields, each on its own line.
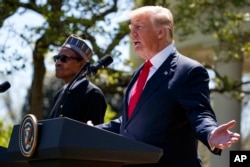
left=208, top=120, right=241, bottom=150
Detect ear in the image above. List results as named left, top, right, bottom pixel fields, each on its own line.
left=157, top=26, right=167, bottom=39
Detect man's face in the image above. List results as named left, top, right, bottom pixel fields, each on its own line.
left=129, top=14, right=160, bottom=59
left=54, top=47, right=83, bottom=83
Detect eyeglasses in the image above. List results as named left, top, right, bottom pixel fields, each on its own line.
left=53, top=55, right=82, bottom=63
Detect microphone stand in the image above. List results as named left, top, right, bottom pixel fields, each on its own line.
left=65, top=61, right=90, bottom=94
left=50, top=62, right=90, bottom=118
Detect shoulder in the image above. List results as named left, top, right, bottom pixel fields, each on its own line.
left=170, top=51, right=207, bottom=74
left=175, top=51, right=204, bottom=68
left=169, top=50, right=209, bottom=81
left=86, top=81, right=105, bottom=96
left=74, top=79, right=101, bottom=93
left=87, top=81, right=102, bottom=90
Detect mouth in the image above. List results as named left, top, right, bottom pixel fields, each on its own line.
left=55, top=65, right=63, bottom=72
left=133, top=41, right=141, bottom=46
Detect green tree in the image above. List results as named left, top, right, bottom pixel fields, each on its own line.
left=173, top=0, right=250, bottom=94
left=0, top=0, right=133, bottom=120
left=0, top=120, right=13, bottom=147
left=135, top=0, right=250, bottom=93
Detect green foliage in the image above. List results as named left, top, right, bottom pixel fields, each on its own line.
left=0, top=0, right=133, bottom=118
left=1, top=0, right=249, bottom=124
left=0, top=119, right=13, bottom=148
left=134, top=0, right=169, bottom=6
left=136, top=0, right=250, bottom=62
left=104, top=105, right=118, bottom=123
left=173, top=0, right=250, bottom=61
left=137, top=0, right=250, bottom=95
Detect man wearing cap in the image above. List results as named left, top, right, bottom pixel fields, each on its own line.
left=48, top=34, right=107, bottom=125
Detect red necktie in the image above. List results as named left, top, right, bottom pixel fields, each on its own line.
left=128, top=61, right=152, bottom=118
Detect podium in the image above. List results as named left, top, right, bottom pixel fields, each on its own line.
left=7, top=117, right=163, bottom=167
left=0, top=146, right=30, bottom=167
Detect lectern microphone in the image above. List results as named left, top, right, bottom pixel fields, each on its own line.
left=0, top=81, right=11, bottom=93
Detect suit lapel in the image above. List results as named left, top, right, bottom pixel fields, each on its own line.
left=125, top=50, right=178, bottom=122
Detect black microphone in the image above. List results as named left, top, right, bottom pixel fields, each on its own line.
left=0, top=81, right=11, bottom=93
left=87, top=55, right=113, bottom=75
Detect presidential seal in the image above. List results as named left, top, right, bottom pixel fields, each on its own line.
left=19, top=114, right=38, bottom=157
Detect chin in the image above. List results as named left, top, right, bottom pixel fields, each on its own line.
left=135, top=50, right=145, bottom=57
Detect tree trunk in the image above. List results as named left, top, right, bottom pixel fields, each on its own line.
left=30, top=51, right=46, bottom=120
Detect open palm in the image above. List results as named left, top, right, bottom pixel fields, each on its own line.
left=209, top=120, right=241, bottom=149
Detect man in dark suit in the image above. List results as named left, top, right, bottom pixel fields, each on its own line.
left=48, top=34, right=107, bottom=125
left=96, top=6, right=240, bottom=167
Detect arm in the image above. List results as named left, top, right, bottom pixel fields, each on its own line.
left=179, top=65, right=240, bottom=153
left=178, top=66, right=240, bottom=154
left=95, top=116, right=122, bottom=134
left=179, top=65, right=218, bottom=149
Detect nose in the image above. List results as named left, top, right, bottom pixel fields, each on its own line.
left=129, top=29, right=137, bottom=38
left=55, top=59, right=63, bottom=66
left=129, top=25, right=136, bottom=36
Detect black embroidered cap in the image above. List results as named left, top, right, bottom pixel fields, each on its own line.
left=62, top=34, right=93, bottom=61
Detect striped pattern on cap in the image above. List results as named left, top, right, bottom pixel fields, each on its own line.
left=62, top=34, right=93, bottom=61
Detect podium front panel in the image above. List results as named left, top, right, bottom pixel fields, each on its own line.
left=8, top=117, right=163, bottom=165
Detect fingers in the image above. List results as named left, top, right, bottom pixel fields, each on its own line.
left=87, top=120, right=94, bottom=126
left=209, top=120, right=241, bottom=150
left=216, top=135, right=240, bottom=150
left=231, top=132, right=241, bottom=140
left=220, top=120, right=236, bottom=129
left=217, top=142, right=232, bottom=149
left=223, top=120, right=236, bottom=130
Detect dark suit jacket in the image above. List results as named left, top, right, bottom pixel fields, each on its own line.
left=48, top=79, right=107, bottom=125
left=97, top=48, right=221, bottom=167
